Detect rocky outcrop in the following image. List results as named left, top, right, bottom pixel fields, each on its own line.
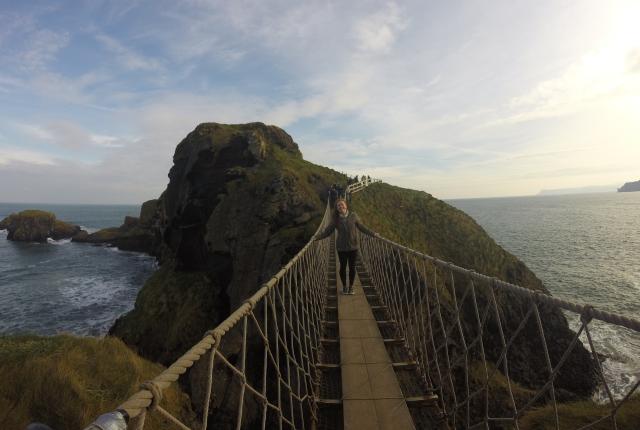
left=72, top=199, right=160, bottom=253
left=0, top=210, right=82, bottom=242
left=108, top=123, right=343, bottom=424
left=618, top=180, right=640, bottom=192
left=111, top=123, right=341, bottom=364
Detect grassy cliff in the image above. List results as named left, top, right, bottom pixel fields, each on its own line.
left=350, top=182, right=543, bottom=289
left=519, top=397, right=640, bottom=429
left=350, top=182, right=597, bottom=421
left=0, top=335, right=195, bottom=430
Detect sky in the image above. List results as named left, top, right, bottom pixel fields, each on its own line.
left=0, top=0, right=639, bottom=203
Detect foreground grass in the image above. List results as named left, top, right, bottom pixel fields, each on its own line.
left=519, top=396, right=640, bottom=429
left=0, top=335, right=195, bottom=430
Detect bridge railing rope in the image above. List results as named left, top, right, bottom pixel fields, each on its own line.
left=85, top=201, right=334, bottom=430
left=358, top=230, right=640, bottom=429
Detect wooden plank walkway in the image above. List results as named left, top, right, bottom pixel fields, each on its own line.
left=336, top=257, right=416, bottom=430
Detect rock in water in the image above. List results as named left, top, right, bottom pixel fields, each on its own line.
left=0, top=210, right=81, bottom=242
left=618, top=179, right=640, bottom=192
left=72, top=199, right=160, bottom=253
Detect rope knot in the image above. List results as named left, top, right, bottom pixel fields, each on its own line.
left=140, top=381, right=163, bottom=411
left=243, top=298, right=255, bottom=310
left=581, top=305, right=595, bottom=324
left=205, top=328, right=224, bottom=344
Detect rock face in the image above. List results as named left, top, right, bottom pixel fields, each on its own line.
left=109, top=122, right=344, bottom=424
left=618, top=180, right=640, bottom=192
left=0, top=210, right=81, bottom=242
left=110, top=123, right=343, bottom=365
left=72, top=199, right=160, bottom=253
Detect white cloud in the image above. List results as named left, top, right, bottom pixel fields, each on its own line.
left=0, top=148, right=55, bottom=166
left=626, top=48, right=640, bottom=73
left=14, top=121, right=126, bottom=150
left=18, top=29, right=69, bottom=71
left=502, top=50, right=630, bottom=123
left=353, top=2, right=406, bottom=54
left=0, top=8, right=69, bottom=72
left=95, top=33, right=163, bottom=71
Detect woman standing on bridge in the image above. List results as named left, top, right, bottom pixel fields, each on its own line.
left=315, top=198, right=377, bottom=294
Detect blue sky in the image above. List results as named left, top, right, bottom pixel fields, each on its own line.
left=1, top=0, right=639, bottom=203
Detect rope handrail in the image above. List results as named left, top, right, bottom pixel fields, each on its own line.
left=85, top=200, right=334, bottom=430
left=372, top=233, right=640, bottom=333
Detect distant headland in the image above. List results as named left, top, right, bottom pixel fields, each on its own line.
left=618, top=180, right=640, bottom=192
left=537, top=185, right=617, bottom=196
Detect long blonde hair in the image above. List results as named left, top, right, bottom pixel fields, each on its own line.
left=334, top=198, right=348, bottom=223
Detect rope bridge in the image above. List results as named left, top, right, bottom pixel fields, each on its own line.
left=85, top=188, right=640, bottom=429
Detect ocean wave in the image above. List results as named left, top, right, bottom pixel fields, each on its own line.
left=47, top=238, right=72, bottom=245
left=595, top=359, right=639, bottom=403
left=568, top=315, right=640, bottom=401
left=59, top=275, right=126, bottom=308
left=79, top=226, right=99, bottom=234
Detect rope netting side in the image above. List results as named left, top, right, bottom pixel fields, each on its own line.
left=84, top=202, right=333, bottom=430
left=359, top=232, right=640, bottom=429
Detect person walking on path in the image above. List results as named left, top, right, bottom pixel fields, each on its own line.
left=315, top=198, right=377, bottom=294
left=329, top=184, right=337, bottom=208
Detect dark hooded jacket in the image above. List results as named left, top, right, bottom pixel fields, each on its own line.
left=316, top=211, right=376, bottom=251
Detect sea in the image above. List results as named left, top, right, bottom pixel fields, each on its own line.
left=0, top=203, right=156, bottom=336
left=0, top=194, right=638, bottom=400
left=449, top=192, right=640, bottom=401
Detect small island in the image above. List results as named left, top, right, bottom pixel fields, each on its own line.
left=0, top=210, right=83, bottom=242
left=0, top=204, right=158, bottom=251
left=618, top=180, right=640, bottom=192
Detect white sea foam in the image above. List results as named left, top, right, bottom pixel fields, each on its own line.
left=568, top=314, right=640, bottom=401
left=47, top=238, right=72, bottom=245
left=80, top=226, right=99, bottom=234
left=595, top=358, right=639, bottom=403
left=59, top=276, right=126, bottom=307
left=631, top=272, right=640, bottom=292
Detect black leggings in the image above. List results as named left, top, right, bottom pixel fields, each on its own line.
left=338, top=250, right=358, bottom=288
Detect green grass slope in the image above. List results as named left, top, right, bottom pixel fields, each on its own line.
left=520, top=397, right=640, bottom=429
left=351, top=182, right=543, bottom=289
left=0, top=335, right=195, bottom=430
